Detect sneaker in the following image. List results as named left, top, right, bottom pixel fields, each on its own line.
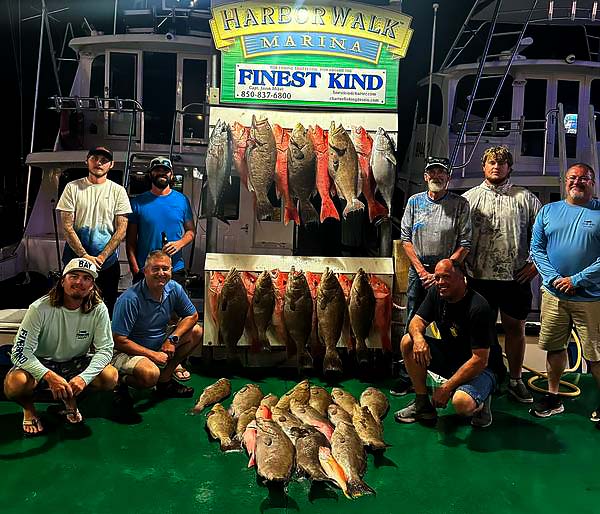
left=530, top=393, right=564, bottom=418
left=113, top=382, right=134, bottom=409
left=390, top=377, right=414, bottom=397
left=471, top=395, right=493, bottom=428
left=507, top=380, right=534, bottom=404
left=394, top=399, right=437, bottom=424
left=590, top=407, right=600, bottom=423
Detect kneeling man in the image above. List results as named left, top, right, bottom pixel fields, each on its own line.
left=395, top=259, right=505, bottom=427
left=112, top=250, right=202, bottom=401
left=4, top=258, right=117, bottom=435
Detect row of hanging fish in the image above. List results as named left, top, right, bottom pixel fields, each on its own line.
left=208, top=266, right=392, bottom=375
left=194, top=378, right=390, bottom=499
left=205, top=117, right=397, bottom=224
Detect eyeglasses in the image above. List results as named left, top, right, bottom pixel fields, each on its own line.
left=425, top=167, right=449, bottom=176
left=566, top=175, right=593, bottom=183
left=88, top=155, right=111, bottom=165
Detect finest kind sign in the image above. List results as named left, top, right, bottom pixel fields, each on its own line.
left=210, top=1, right=413, bottom=109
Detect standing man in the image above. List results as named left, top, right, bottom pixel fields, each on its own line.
left=112, top=251, right=202, bottom=403
left=394, top=259, right=504, bottom=428
left=4, top=258, right=117, bottom=435
left=463, top=146, right=541, bottom=403
left=57, top=146, right=131, bottom=315
left=392, top=156, right=471, bottom=395
left=126, top=156, right=195, bottom=286
left=530, top=163, right=600, bottom=420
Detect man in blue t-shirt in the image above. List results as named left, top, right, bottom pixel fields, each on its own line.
left=530, top=163, right=600, bottom=422
left=126, top=156, right=195, bottom=286
left=111, top=251, right=202, bottom=402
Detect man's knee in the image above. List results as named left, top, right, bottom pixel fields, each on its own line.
left=90, top=365, right=118, bottom=391
left=132, top=360, right=160, bottom=388
left=4, top=369, right=36, bottom=399
left=452, top=390, right=478, bottom=416
left=400, top=333, right=413, bottom=357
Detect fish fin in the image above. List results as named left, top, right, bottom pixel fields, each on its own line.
left=220, top=438, right=242, bottom=452
left=347, top=478, right=376, bottom=498
left=247, top=453, right=256, bottom=468
left=320, top=196, right=340, bottom=222
left=299, top=199, right=319, bottom=225
left=385, top=153, right=397, bottom=166
left=342, top=198, right=365, bottom=218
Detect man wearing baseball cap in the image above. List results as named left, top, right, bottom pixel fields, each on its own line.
left=4, top=258, right=117, bottom=435
left=392, top=156, right=472, bottom=396
left=56, top=145, right=132, bottom=315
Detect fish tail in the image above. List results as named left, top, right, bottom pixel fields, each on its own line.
left=367, top=198, right=388, bottom=222
left=299, top=199, right=319, bottom=225
left=342, top=198, right=365, bottom=218
left=256, top=194, right=274, bottom=220
left=284, top=204, right=300, bottom=226
left=319, top=194, right=340, bottom=222
left=347, top=478, right=376, bottom=498
left=247, top=452, right=256, bottom=468
left=220, top=438, right=242, bottom=452
left=323, top=348, right=343, bottom=374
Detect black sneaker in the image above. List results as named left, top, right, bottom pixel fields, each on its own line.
left=530, top=393, right=564, bottom=418
left=507, top=380, right=533, bottom=404
left=394, top=399, right=437, bottom=424
left=471, top=395, right=493, bottom=428
left=590, top=407, right=600, bottom=423
left=390, top=377, right=414, bottom=397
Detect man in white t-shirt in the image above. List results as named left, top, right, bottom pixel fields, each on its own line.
left=56, top=146, right=132, bottom=314
left=4, top=258, right=117, bottom=435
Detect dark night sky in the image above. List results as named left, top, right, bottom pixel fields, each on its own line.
left=0, top=0, right=472, bottom=243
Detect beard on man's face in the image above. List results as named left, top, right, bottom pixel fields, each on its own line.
left=151, top=174, right=170, bottom=189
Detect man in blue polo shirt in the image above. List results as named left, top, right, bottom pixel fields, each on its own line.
left=111, top=250, right=202, bottom=401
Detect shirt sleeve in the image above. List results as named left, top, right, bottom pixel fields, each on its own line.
left=173, top=283, right=197, bottom=318
left=415, top=287, right=436, bottom=324
left=571, top=257, right=600, bottom=288
left=400, top=197, right=414, bottom=242
left=55, top=182, right=75, bottom=213
left=457, top=197, right=472, bottom=249
left=115, top=185, right=132, bottom=215
left=530, top=206, right=562, bottom=288
left=10, top=305, right=51, bottom=382
left=111, top=294, right=139, bottom=337
left=128, top=197, right=140, bottom=224
left=184, top=196, right=194, bottom=223
left=78, top=304, right=114, bottom=385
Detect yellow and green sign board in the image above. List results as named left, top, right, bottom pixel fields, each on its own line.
left=209, top=2, right=413, bottom=110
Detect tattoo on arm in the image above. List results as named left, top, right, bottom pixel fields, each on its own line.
left=99, top=215, right=128, bottom=261
left=60, top=211, right=86, bottom=257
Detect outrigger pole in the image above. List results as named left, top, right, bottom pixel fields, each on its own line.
left=424, top=3, right=440, bottom=160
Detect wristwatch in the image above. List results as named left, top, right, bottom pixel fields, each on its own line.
left=167, top=335, right=179, bottom=345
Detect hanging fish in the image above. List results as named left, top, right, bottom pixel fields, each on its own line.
left=231, top=121, right=250, bottom=191
left=252, top=270, right=275, bottom=351
left=287, top=123, right=318, bottom=225
left=246, top=115, right=276, bottom=220
left=217, top=267, right=248, bottom=358
left=273, top=124, right=300, bottom=225
left=349, top=268, right=376, bottom=367
left=369, top=275, right=392, bottom=353
left=317, top=267, right=345, bottom=375
left=308, top=124, right=340, bottom=222
left=284, top=267, right=314, bottom=371
left=205, top=120, right=232, bottom=222
left=370, top=127, right=397, bottom=212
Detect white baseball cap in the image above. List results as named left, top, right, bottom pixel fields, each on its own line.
left=62, top=258, right=98, bottom=279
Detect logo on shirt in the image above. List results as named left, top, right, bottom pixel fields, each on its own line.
left=582, top=219, right=594, bottom=229
left=76, top=330, right=90, bottom=340
left=12, top=328, right=28, bottom=365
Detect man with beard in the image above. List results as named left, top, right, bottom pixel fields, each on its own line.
left=463, top=146, right=540, bottom=404
left=126, top=157, right=195, bottom=287
left=530, top=163, right=600, bottom=421
left=57, top=146, right=131, bottom=315
left=4, top=258, right=117, bottom=435
left=392, top=157, right=471, bottom=395
left=112, top=251, right=202, bottom=402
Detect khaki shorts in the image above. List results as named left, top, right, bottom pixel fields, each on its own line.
left=111, top=352, right=147, bottom=375
left=539, top=289, right=600, bottom=361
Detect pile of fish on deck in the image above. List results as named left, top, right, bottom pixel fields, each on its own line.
left=206, top=117, right=397, bottom=224
left=193, top=378, right=390, bottom=499
left=209, top=266, right=392, bottom=375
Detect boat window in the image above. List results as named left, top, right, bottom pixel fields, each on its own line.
left=201, top=175, right=240, bottom=221
left=451, top=74, right=513, bottom=137
left=90, top=55, right=105, bottom=99
left=182, top=58, right=208, bottom=142
left=108, top=52, right=138, bottom=137
left=554, top=80, right=579, bottom=158
left=521, top=79, right=547, bottom=157
left=143, top=52, right=177, bottom=144
left=416, top=84, right=443, bottom=126
left=591, top=79, right=600, bottom=142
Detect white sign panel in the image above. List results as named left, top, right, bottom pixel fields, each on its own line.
left=234, top=63, right=386, bottom=105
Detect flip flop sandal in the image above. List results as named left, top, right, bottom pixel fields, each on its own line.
left=174, top=364, right=191, bottom=382
left=22, top=417, right=44, bottom=436
left=155, top=379, right=194, bottom=398
left=47, top=404, right=84, bottom=424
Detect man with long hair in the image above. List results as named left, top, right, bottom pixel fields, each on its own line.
left=4, top=258, right=117, bottom=435
left=112, top=251, right=202, bottom=403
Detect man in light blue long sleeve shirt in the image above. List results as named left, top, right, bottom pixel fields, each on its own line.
left=3, top=258, right=118, bottom=435
left=530, top=163, right=600, bottom=422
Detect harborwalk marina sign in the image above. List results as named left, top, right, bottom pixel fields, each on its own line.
left=209, top=2, right=414, bottom=109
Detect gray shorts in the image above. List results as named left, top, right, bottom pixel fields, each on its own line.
left=111, top=352, right=147, bottom=375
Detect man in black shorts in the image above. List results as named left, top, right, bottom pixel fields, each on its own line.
left=395, top=259, right=505, bottom=428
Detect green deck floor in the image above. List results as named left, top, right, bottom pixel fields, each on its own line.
left=1, top=371, right=599, bottom=514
